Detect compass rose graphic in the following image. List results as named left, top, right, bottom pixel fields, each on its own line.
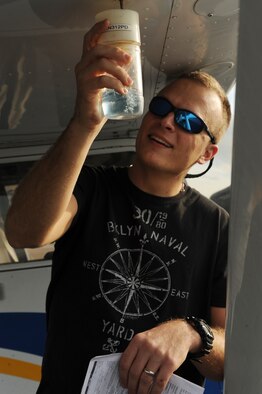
left=99, top=246, right=171, bottom=319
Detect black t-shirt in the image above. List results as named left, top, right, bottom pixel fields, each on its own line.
left=37, top=166, right=229, bottom=393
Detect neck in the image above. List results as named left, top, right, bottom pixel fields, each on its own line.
left=128, top=164, right=186, bottom=197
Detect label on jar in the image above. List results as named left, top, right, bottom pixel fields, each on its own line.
left=107, top=24, right=134, bottom=32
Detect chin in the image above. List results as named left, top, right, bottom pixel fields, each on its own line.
left=139, top=157, right=175, bottom=175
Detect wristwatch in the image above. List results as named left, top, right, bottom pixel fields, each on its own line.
left=185, top=316, right=214, bottom=362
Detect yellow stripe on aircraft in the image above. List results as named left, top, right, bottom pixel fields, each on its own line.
left=0, top=357, right=41, bottom=381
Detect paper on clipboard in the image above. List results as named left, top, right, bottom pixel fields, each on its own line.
left=81, top=353, right=204, bottom=394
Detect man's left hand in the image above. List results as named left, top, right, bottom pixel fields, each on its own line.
left=118, top=319, right=201, bottom=394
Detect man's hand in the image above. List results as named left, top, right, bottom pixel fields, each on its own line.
left=73, top=19, right=133, bottom=132
left=118, top=319, right=201, bottom=394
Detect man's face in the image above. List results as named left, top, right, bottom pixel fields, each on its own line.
left=134, top=78, right=223, bottom=177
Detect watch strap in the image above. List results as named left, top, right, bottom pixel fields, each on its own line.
left=185, top=316, right=214, bottom=362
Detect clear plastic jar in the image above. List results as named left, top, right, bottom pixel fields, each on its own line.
left=95, top=9, right=144, bottom=120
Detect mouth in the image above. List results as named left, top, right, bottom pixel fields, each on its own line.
left=148, top=134, right=173, bottom=148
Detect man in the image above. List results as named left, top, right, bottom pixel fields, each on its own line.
left=5, top=19, right=231, bottom=394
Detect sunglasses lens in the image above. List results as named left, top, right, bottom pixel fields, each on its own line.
left=175, top=110, right=203, bottom=133
left=149, top=97, right=172, bottom=117
left=149, top=96, right=205, bottom=134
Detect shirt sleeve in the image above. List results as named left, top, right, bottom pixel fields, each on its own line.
left=71, top=165, right=98, bottom=225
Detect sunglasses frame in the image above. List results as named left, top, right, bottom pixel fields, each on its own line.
left=149, top=96, right=216, bottom=144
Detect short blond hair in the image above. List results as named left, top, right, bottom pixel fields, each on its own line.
left=178, top=71, right=231, bottom=142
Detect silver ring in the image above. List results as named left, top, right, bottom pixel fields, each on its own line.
left=144, top=368, right=156, bottom=377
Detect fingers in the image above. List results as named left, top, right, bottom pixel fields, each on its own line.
left=128, top=360, right=160, bottom=394
left=119, top=341, right=138, bottom=389
left=119, top=321, right=191, bottom=394
left=78, top=44, right=132, bottom=77
left=76, top=46, right=132, bottom=94
left=147, top=366, right=173, bottom=394
left=82, top=19, right=110, bottom=53
left=119, top=341, right=173, bottom=394
left=78, top=20, right=132, bottom=87
left=81, top=42, right=132, bottom=67
left=120, top=354, right=173, bottom=394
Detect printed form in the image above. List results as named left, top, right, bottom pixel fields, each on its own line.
left=81, top=353, right=204, bottom=394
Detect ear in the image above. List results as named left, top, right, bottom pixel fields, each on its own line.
left=197, top=144, right=219, bottom=165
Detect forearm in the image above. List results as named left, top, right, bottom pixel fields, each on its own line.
left=5, top=118, right=103, bottom=247
left=192, top=326, right=225, bottom=381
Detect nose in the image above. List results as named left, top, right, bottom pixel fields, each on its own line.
left=160, top=111, right=176, bottom=131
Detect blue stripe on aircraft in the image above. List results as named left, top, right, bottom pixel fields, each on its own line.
left=0, top=313, right=46, bottom=356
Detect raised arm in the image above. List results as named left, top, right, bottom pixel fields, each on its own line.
left=5, top=19, right=132, bottom=248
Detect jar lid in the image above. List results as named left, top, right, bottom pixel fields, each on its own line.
left=95, top=9, right=141, bottom=44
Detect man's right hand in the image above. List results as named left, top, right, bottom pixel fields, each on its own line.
left=72, top=19, right=133, bottom=133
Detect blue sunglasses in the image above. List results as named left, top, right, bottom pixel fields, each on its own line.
left=149, top=96, right=216, bottom=144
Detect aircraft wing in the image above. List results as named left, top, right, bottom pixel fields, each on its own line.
left=0, top=0, right=239, bottom=162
